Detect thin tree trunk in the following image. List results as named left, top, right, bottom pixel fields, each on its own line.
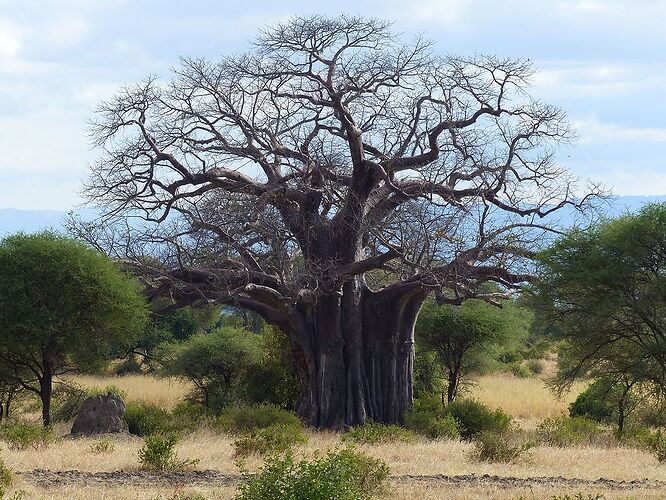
left=40, top=373, right=53, bottom=427
left=447, top=366, right=461, bottom=403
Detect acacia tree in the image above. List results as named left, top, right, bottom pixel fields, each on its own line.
left=417, top=298, right=529, bottom=403
left=535, top=203, right=666, bottom=431
left=0, top=232, right=148, bottom=425
left=75, top=16, right=598, bottom=428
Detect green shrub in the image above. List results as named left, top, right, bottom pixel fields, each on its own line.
left=138, top=433, right=199, bottom=470
left=236, top=447, right=389, bottom=500
left=404, top=397, right=460, bottom=440
left=233, top=424, right=308, bottom=457
left=113, top=355, right=143, bottom=375
left=342, top=421, right=416, bottom=445
left=216, top=404, right=302, bottom=434
left=526, top=359, right=544, bottom=376
left=536, top=416, right=605, bottom=447
left=89, top=438, right=115, bottom=453
left=444, top=399, right=511, bottom=439
left=0, top=423, right=58, bottom=450
left=508, top=362, right=532, bottom=378
left=0, top=458, right=12, bottom=497
left=124, top=402, right=178, bottom=436
left=645, top=429, right=666, bottom=462
left=617, top=425, right=653, bottom=447
left=569, top=378, right=624, bottom=424
left=472, top=430, right=533, bottom=462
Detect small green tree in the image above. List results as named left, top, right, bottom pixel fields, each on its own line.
left=416, top=298, right=529, bottom=402
left=159, top=327, right=262, bottom=410
left=0, top=232, right=148, bottom=425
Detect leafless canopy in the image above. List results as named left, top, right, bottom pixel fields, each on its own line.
left=78, top=15, right=601, bottom=319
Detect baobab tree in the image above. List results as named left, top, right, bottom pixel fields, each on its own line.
left=76, top=16, right=599, bottom=429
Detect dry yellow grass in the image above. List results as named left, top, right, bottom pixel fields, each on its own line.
left=468, top=373, right=585, bottom=423
left=2, top=372, right=646, bottom=499
left=69, top=374, right=191, bottom=410
left=4, top=429, right=665, bottom=481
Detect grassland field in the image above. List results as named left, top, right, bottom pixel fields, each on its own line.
left=2, top=370, right=665, bottom=499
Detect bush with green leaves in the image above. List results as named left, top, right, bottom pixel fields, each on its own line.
left=508, top=362, right=532, bottom=378
left=124, top=402, right=179, bottom=436
left=138, top=433, right=199, bottom=471
left=216, top=404, right=302, bottom=434
left=113, top=355, right=143, bottom=376
left=236, top=447, right=389, bottom=500
left=403, top=396, right=460, bottom=440
left=444, top=399, right=511, bottom=439
left=472, top=430, right=533, bottom=462
left=0, top=423, right=58, bottom=450
left=159, top=327, right=262, bottom=411
left=568, top=377, right=632, bottom=427
left=342, top=421, right=416, bottom=445
left=0, top=458, right=11, bottom=497
left=536, top=416, right=606, bottom=447
left=233, top=424, right=308, bottom=457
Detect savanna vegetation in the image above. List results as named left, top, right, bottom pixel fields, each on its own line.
left=3, top=13, right=666, bottom=500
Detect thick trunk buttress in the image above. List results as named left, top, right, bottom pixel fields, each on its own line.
left=293, top=281, right=427, bottom=429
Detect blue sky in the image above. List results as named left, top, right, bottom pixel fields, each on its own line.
left=1, top=0, right=665, bottom=210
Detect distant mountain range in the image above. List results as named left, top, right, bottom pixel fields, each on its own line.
left=2, top=195, right=666, bottom=237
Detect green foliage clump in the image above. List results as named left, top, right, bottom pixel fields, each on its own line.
left=645, top=430, right=666, bottom=462
left=89, top=438, right=116, bottom=454
left=125, top=402, right=179, bottom=436
left=472, top=430, right=533, bottom=462
left=216, top=404, right=302, bottom=434
left=233, top=424, right=308, bottom=457
left=508, top=362, right=532, bottom=378
left=569, top=378, right=627, bottom=424
left=0, top=423, right=58, bottom=450
left=159, top=327, right=262, bottom=411
left=113, top=356, right=143, bottom=376
left=0, top=232, right=148, bottom=425
left=536, top=416, right=605, bottom=447
left=138, top=433, right=199, bottom=471
left=124, top=401, right=208, bottom=437
left=236, top=447, right=389, bottom=500
left=404, top=396, right=460, bottom=440
left=342, top=421, right=417, bottom=445
left=0, top=458, right=11, bottom=497
left=444, top=399, right=511, bottom=439
left=416, top=297, right=531, bottom=402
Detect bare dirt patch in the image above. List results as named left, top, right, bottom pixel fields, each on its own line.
left=18, top=469, right=666, bottom=491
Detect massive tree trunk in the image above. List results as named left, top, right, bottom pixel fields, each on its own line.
left=293, top=279, right=427, bottom=429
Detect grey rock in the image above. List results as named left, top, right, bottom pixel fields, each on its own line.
left=70, top=394, right=128, bottom=436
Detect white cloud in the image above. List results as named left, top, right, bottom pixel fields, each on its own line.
left=0, top=19, right=22, bottom=56
left=73, top=82, right=120, bottom=105
left=42, top=16, right=89, bottom=48
left=558, top=1, right=617, bottom=15
left=573, top=118, right=666, bottom=145
left=403, top=0, right=469, bottom=25
left=533, top=61, right=666, bottom=99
